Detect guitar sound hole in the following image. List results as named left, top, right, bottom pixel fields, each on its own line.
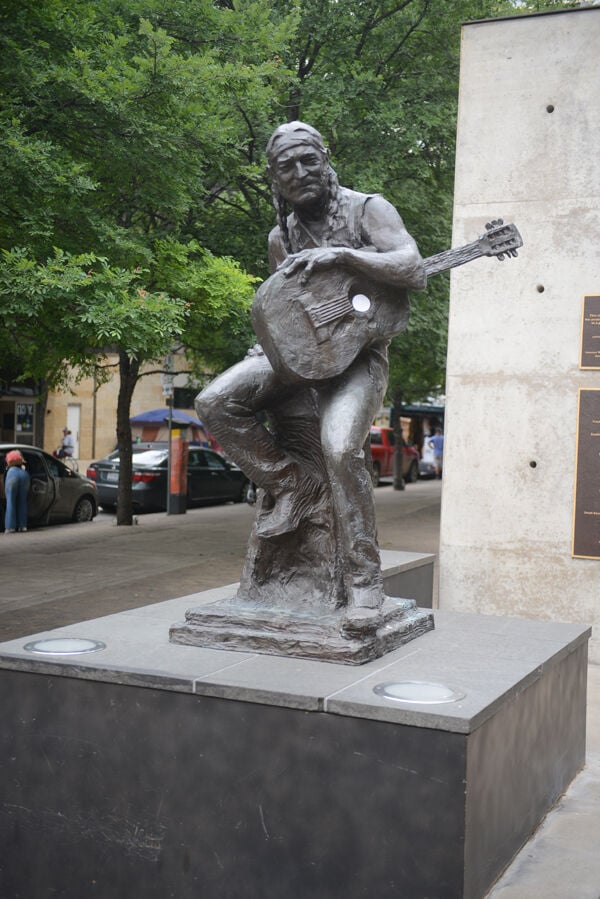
left=351, top=293, right=371, bottom=313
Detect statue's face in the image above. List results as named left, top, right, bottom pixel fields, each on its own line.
left=270, top=144, right=329, bottom=208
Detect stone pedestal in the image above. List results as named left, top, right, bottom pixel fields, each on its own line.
left=169, top=595, right=433, bottom=664
left=170, top=549, right=436, bottom=663
left=0, top=584, right=589, bottom=899
left=381, top=547, right=435, bottom=607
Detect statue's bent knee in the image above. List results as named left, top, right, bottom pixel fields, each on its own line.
left=195, top=381, right=223, bottom=425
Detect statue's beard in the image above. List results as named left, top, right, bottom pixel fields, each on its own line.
left=284, top=165, right=335, bottom=215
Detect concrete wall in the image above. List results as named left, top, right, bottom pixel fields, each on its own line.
left=439, top=8, right=600, bottom=661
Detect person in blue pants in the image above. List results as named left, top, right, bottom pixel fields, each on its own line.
left=4, top=450, right=30, bottom=533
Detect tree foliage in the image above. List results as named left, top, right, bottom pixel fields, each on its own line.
left=195, top=0, right=578, bottom=401
left=0, top=0, right=286, bottom=338
left=0, top=0, right=284, bottom=521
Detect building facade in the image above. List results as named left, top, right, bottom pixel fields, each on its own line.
left=1, top=352, right=200, bottom=466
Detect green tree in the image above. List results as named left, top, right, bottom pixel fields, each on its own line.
left=0, top=0, right=287, bottom=521
left=0, top=247, right=187, bottom=523
left=195, top=0, right=578, bottom=400
left=152, top=238, right=258, bottom=378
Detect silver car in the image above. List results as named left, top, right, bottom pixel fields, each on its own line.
left=1, top=444, right=98, bottom=529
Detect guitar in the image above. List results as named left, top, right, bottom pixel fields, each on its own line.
left=251, top=219, right=523, bottom=384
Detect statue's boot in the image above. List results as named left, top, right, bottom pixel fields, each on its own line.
left=256, top=476, right=324, bottom=539
left=341, top=585, right=384, bottom=638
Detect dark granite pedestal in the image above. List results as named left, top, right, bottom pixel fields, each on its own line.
left=0, top=578, right=589, bottom=899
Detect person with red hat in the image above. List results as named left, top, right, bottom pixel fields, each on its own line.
left=3, top=450, right=30, bottom=533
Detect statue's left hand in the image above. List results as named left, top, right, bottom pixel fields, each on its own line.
left=279, top=247, right=346, bottom=285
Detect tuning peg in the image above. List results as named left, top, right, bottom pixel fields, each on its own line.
left=496, top=249, right=518, bottom=261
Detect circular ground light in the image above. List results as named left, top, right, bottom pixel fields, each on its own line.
left=373, top=681, right=465, bottom=704
left=23, top=637, right=107, bottom=655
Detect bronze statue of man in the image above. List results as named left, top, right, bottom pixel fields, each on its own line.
left=196, top=121, right=426, bottom=636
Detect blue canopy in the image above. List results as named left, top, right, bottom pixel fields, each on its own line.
left=130, top=408, right=204, bottom=427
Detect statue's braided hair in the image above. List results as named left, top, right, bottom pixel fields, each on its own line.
left=266, top=121, right=342, bottom=254
left=272, top=165, right=342, bottom=254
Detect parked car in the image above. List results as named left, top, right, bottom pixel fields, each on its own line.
left=418, top=458, right=438, bottom=479
left=369, top=427, right=420, bottom=487
left=87, top=446, right=250, bottom=513
left=0, top=444, right=98, bottom=529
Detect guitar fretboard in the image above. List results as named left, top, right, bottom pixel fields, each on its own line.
left=423, top=242, right=484, bottom=277
left=302, top=222, right=522, bottom=330
left=423, top=224, right=522, bottom=276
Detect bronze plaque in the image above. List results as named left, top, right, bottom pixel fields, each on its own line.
left=572, top=388, right=600, bottom=559
left=580, top=295, right=600, bottom=369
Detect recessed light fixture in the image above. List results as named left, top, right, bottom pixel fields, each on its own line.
left=23, top=637, right=106, bottom=655
left=373, top=681, right=465, bottom=704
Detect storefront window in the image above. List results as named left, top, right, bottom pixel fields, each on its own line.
left=0, top=400, right=36, bottom=445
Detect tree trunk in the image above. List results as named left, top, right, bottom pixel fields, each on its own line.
left=36, top=381, right=48, bottom=449
left=116, top=352, right=139, bottom=526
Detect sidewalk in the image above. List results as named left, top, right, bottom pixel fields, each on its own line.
left=0, top=480, right=442, bottom=641
left=0, top=481, right=598, bottom=897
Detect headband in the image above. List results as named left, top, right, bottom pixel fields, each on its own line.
left=266, top=121, right=327, bottom=163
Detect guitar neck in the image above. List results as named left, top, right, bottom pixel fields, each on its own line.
left=423, top=240, right=484, bottom=277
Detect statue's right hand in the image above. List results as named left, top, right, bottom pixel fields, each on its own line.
left=279, top=247, right=346, bottom=285
left=277, top=249, right=314, bottom=276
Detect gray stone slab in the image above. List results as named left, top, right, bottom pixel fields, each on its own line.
left=0, top=586, right=590, bottom=732
left=380, top=548, right=435, bottom=606
left=380, top=548, right=434, bottom=573
left=191, top=648, right=409, bottom=710
left=322, top=612, right=591, bottom=732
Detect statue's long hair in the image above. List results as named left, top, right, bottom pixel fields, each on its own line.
left=272, top=165, right=342, bottom=254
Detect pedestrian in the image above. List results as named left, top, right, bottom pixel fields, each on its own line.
left=428, top=428, right=444, bottom=479
left=3, top=450, right=30, bottom=533
left=54, top=427, right=75, bottom=459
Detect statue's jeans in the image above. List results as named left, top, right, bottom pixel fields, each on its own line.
left=196, top=343, right=389, bottom=609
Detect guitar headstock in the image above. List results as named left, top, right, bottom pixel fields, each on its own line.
left=480, top=219, right=523, bottom=261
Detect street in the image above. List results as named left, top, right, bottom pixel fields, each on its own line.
left=0, top=479, right=441, bottom=642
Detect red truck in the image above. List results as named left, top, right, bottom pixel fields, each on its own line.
left=369, top=426, right=420, bottom=487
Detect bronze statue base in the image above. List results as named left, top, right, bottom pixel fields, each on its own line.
left=169, top=596, right=434, bottom=666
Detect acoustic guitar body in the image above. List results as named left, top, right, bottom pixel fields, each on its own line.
left=251, top=266, right=410, bottom=384
left=251, top=220, right=523, bottom=383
